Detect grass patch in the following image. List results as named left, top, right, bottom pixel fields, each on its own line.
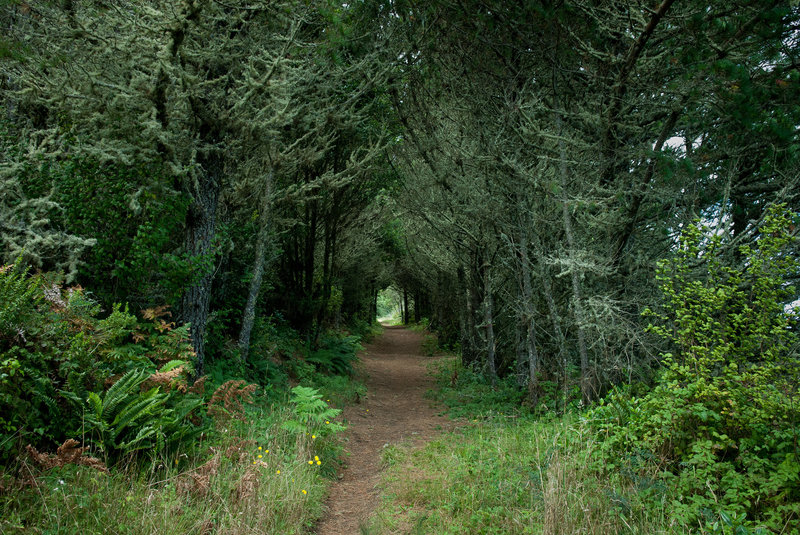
left=0, top=403, right=342, bottom=534
left=0, top=374, right=365, bottom=535
left=427, top=358, right=527, bottom=419
left=365, top=416, right=682, bottom=535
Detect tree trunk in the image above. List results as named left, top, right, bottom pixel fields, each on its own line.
left=483, top=261, right=497, bottom=385
left=403, top=288, right=409, bottom=325
left=303, top=197, right=317, bottom=337
left=182, top=153, right=221, bottom=377
left=555, top=113, right=591, bottom=404
left=459, top=266, right=477, bottom=368
left=514, top=311, right=526, bottom=389
left=518, top=228, right=540, bottom=406
left=238, top=168, right=274, bottom=363
left=539, top=268, right=568, bottom=411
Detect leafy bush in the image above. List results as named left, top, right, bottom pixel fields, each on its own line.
left=281, top=386, right=345, bottom=438
left=0, top=261, right=205, bottom=464
left=591, top=205, right=800, bottom=532
left=20, top=157, right=192, bottom=307
left=84, top=366, right=205, bottom=461
left=306, top=333, right=362, bottom=376
left=432, top=359, right=527, bottom=418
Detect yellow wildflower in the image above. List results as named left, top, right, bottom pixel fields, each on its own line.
left=314, top=456, right=319, bottom=461
left=302, top=489, right=307, bottom=495
left=308, top=460, right=313, bottom=465
left=276, top=470, right=281, bottom=475
left=258, top=454, right=262, bottom=458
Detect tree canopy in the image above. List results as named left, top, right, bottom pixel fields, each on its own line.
left=1, top=0, right=799, bottom=528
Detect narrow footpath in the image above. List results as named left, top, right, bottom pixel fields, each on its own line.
left=316, top=326, right=451, bottom=535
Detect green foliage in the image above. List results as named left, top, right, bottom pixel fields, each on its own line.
left=346, top=318, right=381, bottom=342
left=431, top=359, right=527, bottom=419
left=0, top=125, right=97, bottom=284
left=0, top=266, right=204, bottom=464
left=0, top=256, right=40, bottom=343
left=20, top=158, right=192, bottom=307
left=281, top=386, right=345, bottom=438
left=307, top=333, right=362, bottom=376
left=376, top=289, right=398, bottom=319
left=591, top=205, right=800, bottom=532
left=83, top=367, right=205, bottom=461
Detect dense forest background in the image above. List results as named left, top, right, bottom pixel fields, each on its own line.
left=1, top=1, right=799, bottom=533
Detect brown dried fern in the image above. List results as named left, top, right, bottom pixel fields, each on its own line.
left=141, top=305, right=171, bottom=321
left=141, top=366, right=187, bottom=393
left=207, top=380, right=257, bottom=422
left=175, top=455, right=220, bottom=498
left=25, top=439, right=108, bottom=474
left=233, top=466, right=260, bottom=504
left=188, top=376, right=208, bottom=395
left=223, top=439, right=257, bottom=462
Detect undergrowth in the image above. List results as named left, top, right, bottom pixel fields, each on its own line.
left=428, top=358, right=527, bottom=418
left=366, top=207, right=800, bottom=535
left=365, top=415, right=678, bottom=535
left=1, top=404, right=338, bottom=534
left=0, top=260, right=372, bottom=534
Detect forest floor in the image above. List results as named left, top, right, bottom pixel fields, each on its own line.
left=315, top=325, right=453, bottom=535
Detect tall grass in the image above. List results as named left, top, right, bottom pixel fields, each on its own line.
left=365, top=416, right=683, bottom=535
left=1, top=406, right=337, bottom=535
left=364, top=357, right=688, bottom=534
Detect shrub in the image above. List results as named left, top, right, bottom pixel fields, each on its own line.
left=0, top=261, right=205, bottom=464
left=306, top=333, right=362, bottom=376
left=591, top=205, right=800, bottom=532
left=281, top=386, right=345, bottom=438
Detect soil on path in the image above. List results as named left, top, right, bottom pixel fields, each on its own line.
left=315, top=325, right=451, bottom=535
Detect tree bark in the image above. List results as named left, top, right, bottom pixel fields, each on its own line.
left=459, top=266, right=478, bottom=368
left=238, top=167, right=274, bottom=363
left=483, top=260, right=497, bottom=385
left=402, top=288, right=409, bottom=325
left=181, top=152, right=221, bottom=377
left=539, top=265, right=568, bottom=410
left=518, top=226, right=540, bottom=406
left=555, top=112, right=591, bottom=404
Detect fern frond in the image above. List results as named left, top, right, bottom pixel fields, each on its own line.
left=158, top=360, right=186, bottom=373
left=102, top=368, right=148, bottom=419
left=87, top=392, right=103, bottom=418
left=110, top=388, right=164, bottom=439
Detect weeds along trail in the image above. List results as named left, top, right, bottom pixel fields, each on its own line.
left=316, top=326, right=451, bottom=535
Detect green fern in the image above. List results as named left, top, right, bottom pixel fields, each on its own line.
left=0, top=256, right=40, bottom=342
left=281, top=385, right=345, bottom=437
left=110, top=388, right=164, bottom=442
left=307, top=335, right=362, bottom=376
left=83, top=367, right=206, bottom=460
left=84, top=369, right=166, bottom=457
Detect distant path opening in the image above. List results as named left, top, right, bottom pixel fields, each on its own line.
left=315, top=325, right=451, bottom=535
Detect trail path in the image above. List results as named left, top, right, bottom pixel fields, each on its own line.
left=315, top=325, right=451, bottom=535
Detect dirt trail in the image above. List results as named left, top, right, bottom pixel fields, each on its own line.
left=315, top=325, right=451, bottom=535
